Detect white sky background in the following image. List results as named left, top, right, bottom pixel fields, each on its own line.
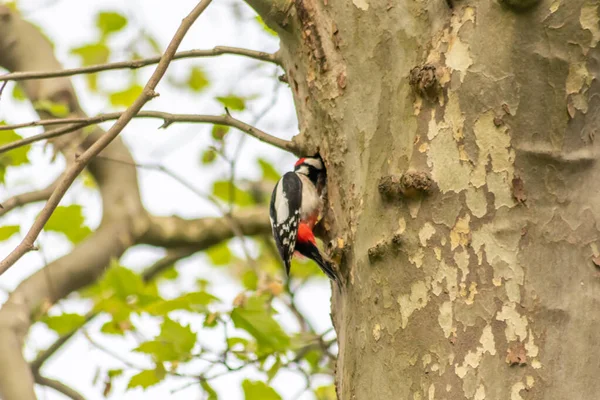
left=0, top=0, right=335, bottom=399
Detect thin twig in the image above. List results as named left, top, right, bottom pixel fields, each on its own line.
left=33, top=374, right=86, bottom=400
left=93, top=154, right=260, bottom=272
left=0, top=111, right=298, bottom=155
left=81, top=331, right=146, bottom=371
left=30, top=312, right=96, bottom=374
left=0, top=0, right=214, bottom=276
left=82, top=330, right=198, bottom=379
left=0, top=176, right=59, bottom=217
left=0, top=122, right=87, bottom=154
left=0, top=81, right=8, bottom=99
left=0, top=47, right=280, bottom=83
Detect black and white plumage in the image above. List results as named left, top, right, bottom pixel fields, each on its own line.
left=269, top=171, right=302, bottom=274
left=269, top=157, right=337, bottom=281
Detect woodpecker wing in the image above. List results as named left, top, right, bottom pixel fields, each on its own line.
left=269, top=172, right=302, bottom=276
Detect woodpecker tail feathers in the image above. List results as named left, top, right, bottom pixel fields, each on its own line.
left=295, top=240, right=338, bottom=282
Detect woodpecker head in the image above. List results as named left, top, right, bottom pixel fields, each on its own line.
left=294, top=156, right=325, bottom=189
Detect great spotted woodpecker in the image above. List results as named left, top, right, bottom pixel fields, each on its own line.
left=269, top=157, right=337, bottom=282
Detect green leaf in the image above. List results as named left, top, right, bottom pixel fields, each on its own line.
left=40, top=313, right=86, bottom=335
left=187, top=66, right=209, bottom=92
left=96, top=11, right=127, bottom=37
left=242, top=380, right=282, bottom=400
left=216, top=95, right=245, bottom=111
left=227, top=337, right=249, bottom=350
left=69, top=42, right=109, bottom=91
left=288, top=257, right=323, bottom=279
left=45, top=205, right=92, bottom=244
left=255, top=16, right=278, bottom=37
left=134, top=318, right=197, bottom=362
left=0, top=124, right=31, bottom=183
left=314, top=385, right=336, bottom=400
left=212, top=180, right=255, bottom=207
left=81, top=171, right=97, bottom=189
left=158, top=318, right=196, bottom=355
left=206, top=242, right=232, bottom=266
left=201, top=149, right=217, bottom=164
left=86, top=74, right=100, bottom=92
left=108, top=369, right=123, bottom=378
left=303, top=348, right=322, bottom=371
left=197, top=279, right=210, bottom=290
left=91, top=260, right=159, bottom=322
left=71, top=43, right=110, bottom=66
left=241, top=270, right=258, bottom=290
left=200, top=380, right=218, bottom=400
left=0, top=225, right=19, bottom=241
left=266, top=357, right=282, bottom=382
left=203, top=312, right=219, bottom=328
left=127, top=365, right=165, bottom=390
left=144, top=291, right=219, bottom=315
left=33, top=99, right=70, bottom=117
left=257, top=159, right=280, bottom=182
left=12, top=84, right=26, bottom=101
left=211, top=125, right=230, bottom=140
left=110, top=84, right=143, bottom=107
left=100, top=320, right=129, bottom=336
left=158, top=267, right=178, bottom=280
left=134, top=340, right=179, bottom=362
left=0, top=128, right=29, bottom=166
left=231, top=296, right=289, bottom=353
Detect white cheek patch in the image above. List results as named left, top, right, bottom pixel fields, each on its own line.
left=295, top=166, right=309, bottom=175
left=303, top=158, right=323, bottom=170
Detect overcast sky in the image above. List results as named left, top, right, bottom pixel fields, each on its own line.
left=0, top=0, right=334, bottom=399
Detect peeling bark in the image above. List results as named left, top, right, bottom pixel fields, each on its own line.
left=254, top=0, right=600, bottom=398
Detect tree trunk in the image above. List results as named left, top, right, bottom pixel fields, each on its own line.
left=251, top=0, right=600, bottom=398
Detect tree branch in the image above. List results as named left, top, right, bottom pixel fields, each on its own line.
left=141, top=247, right=198, bottom=281
left=0, top=0, right=214, bottom=276
left=0, top=47, right=280, bottom=82
left=140, top=208, right=270, bottom=248
left=244, top=0, right=293, bottom=32
left=0, top=176, right=60, bottom=217
left=0, top=81, right=7, bottom=99
left=33, top=374, right=86, bottom=400
left=0, top=123, right=87, bottom=154
left=0, top=111, right=299, bottom=155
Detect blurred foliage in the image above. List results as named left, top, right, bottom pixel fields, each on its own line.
left=33, top=99, right=70, bottom=117
left=243, top=380, right=282, bottom=400
left=45, top=205, right=92, bottom=244
left=0, top=122, right=31, bottom=184
left=0, top=225, right=20, bottom=241
left=3, top=3, right=336, bottom=400
left=216, top=95, right=246, bottom=111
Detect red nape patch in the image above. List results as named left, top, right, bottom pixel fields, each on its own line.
left=294, top=158, right=305, bottom=168
left=297, top=223, right=316, bottom=244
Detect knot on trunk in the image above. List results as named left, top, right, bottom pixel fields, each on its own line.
left=409, top=64, right=440, bottom=101
left=368, top=234, right=402, bottom=263
left=378, top=172, right=433, bottom=201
